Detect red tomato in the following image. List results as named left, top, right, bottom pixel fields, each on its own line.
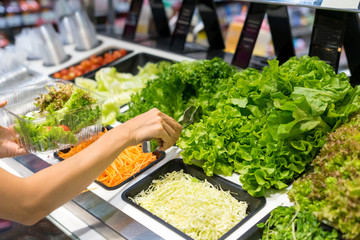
left=59, top=125, right=70, bottom=131
left=80, top=60, right=91, bottom=69
left=53, top=72, right=62, bottom=78
left=91, top=56, right=101, bottom=65
left=74, top=70, right=84, bottom=77
left=90, top=64, right=101, bottom=71
left=104, top=52, right=111, bottom=59
left=69, top=66, right=76, bottom=72
left=68, top=72, right=76, bottom=79
left=118, top=49, right=127, bottom=56
left=45, top=126, right=51, bottom=131
left=62, top=75, right=71, bottom=81
left=76, top=65, right=85, bottom=71
left=60, top=69, right=69, bottom=75
left=113, top=50, right=121, bottom=59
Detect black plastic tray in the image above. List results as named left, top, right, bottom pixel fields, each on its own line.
left=95, top=150, right=166, bottom=190
left=122, top=158, right=266, bottom=240
left=50, top=47, right=132, bottom=81
left=237, top=213, right=269, bottom=240
left=238, top=208, right=343, bottom=240
left=83, top=52, right=174, bottom=79
left=54, top=126, right=113, bottom=161
left=53, top=125, right=166, bottom=191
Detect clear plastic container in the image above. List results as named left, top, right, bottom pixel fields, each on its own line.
left=0, top=79, right=104, bottom=153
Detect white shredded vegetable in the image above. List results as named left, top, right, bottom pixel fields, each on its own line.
left=132, top=170, right=248, bottom=240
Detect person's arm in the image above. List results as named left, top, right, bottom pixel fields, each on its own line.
left=0, top=108, right=182, bottom=225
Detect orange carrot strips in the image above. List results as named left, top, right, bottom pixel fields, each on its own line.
left=58, top=132, right=157, bottom=188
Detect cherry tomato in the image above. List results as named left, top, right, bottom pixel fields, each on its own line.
left=62, top=75, right=71, bottom=81
left=113, top=50, right=121, bottom=59
left=118, top=49, right=127, bottom=56
left=74, top=70, right=84, bottom=77
left=90, top=64, right=101, bottom=71
left=76, top=65, right=85, bottom=71
left=45, top=126, right=51, bottom=131
left=104, top=52, right=111, bottom=59
left=68, top=72, right=76, bottom=79
left=91, top=56, right=101, bottom=65
left=59, top=125, right=70, bottom=131
left=53, top=72, right=62, bottom=78
left=60, top=69, right=69, bottom=75
left=80, top=60, right=91, bottom=69
left=69, top=66, right=76, bottom=72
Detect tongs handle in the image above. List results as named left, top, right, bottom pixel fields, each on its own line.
left=142, top=141, right=151, bottom=153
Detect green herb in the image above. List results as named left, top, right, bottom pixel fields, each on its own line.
left=178, top=56, right=360, bottom=197
left=34, top=83, right=73, bottom=113
left=117, top=58, right=237, bottom=122
left=288, top=112, right=360, bottom=240
left=259, top=206, right=338, bottom=240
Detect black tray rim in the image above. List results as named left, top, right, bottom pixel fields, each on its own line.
left=53, top=125, right=166, bottom=191
left=121, top=158, right=266, bottom=240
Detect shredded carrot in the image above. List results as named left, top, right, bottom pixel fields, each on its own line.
left=96, top=144, right=157, bottom=187
left=58, top=130, right=157, bottom=188
left=58, top=131, right=106, bottom=159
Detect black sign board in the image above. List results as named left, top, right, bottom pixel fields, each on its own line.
left=232, top=3, right=267, bottom=68
left=232, top=3, right=295, bottom=69
left=123, top=0, right=170, bottom=39
left=170, top=0, right=224, bottom=52
left=267, top=5, right=295, bottom=65
left=170, top=0, right=197, bottom=51
left=123, top=0, right=143, bottom=39
left=343, top=13, right=360, bottom=85
left=149, top=0, right=171, bottom=37
left=309, top=9, right=347, bottom=72
left=197, top=0, right=225, bottom=50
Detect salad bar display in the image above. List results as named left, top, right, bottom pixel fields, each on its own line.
left=116, top=55, right=360, bottom=198
left=2, top=32, right=360, bottom=240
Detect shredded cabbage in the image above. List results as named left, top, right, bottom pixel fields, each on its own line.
left=132, top=170, right=248, bottom=240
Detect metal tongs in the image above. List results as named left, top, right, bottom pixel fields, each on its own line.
left=142, top=106, right=202, bottom=153
left=142, top=140, right=152, bottom=153
left=178, top=105, right=202, bottom=128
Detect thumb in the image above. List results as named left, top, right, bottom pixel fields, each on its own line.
left=0, top=100, right=7, bottom=108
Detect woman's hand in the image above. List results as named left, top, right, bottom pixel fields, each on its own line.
left=121, top=108, right=182, bottom=151
left=0, top=100, right=28, bottom=158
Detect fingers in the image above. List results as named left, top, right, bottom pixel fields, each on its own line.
left=150, top=109, right=182, bottom=148
left=122, top=108, right=182, bottom=151
left=158, top=111, right=182, bottom=140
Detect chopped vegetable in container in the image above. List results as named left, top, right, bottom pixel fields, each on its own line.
left=132, top=170, right=248, bottom=240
